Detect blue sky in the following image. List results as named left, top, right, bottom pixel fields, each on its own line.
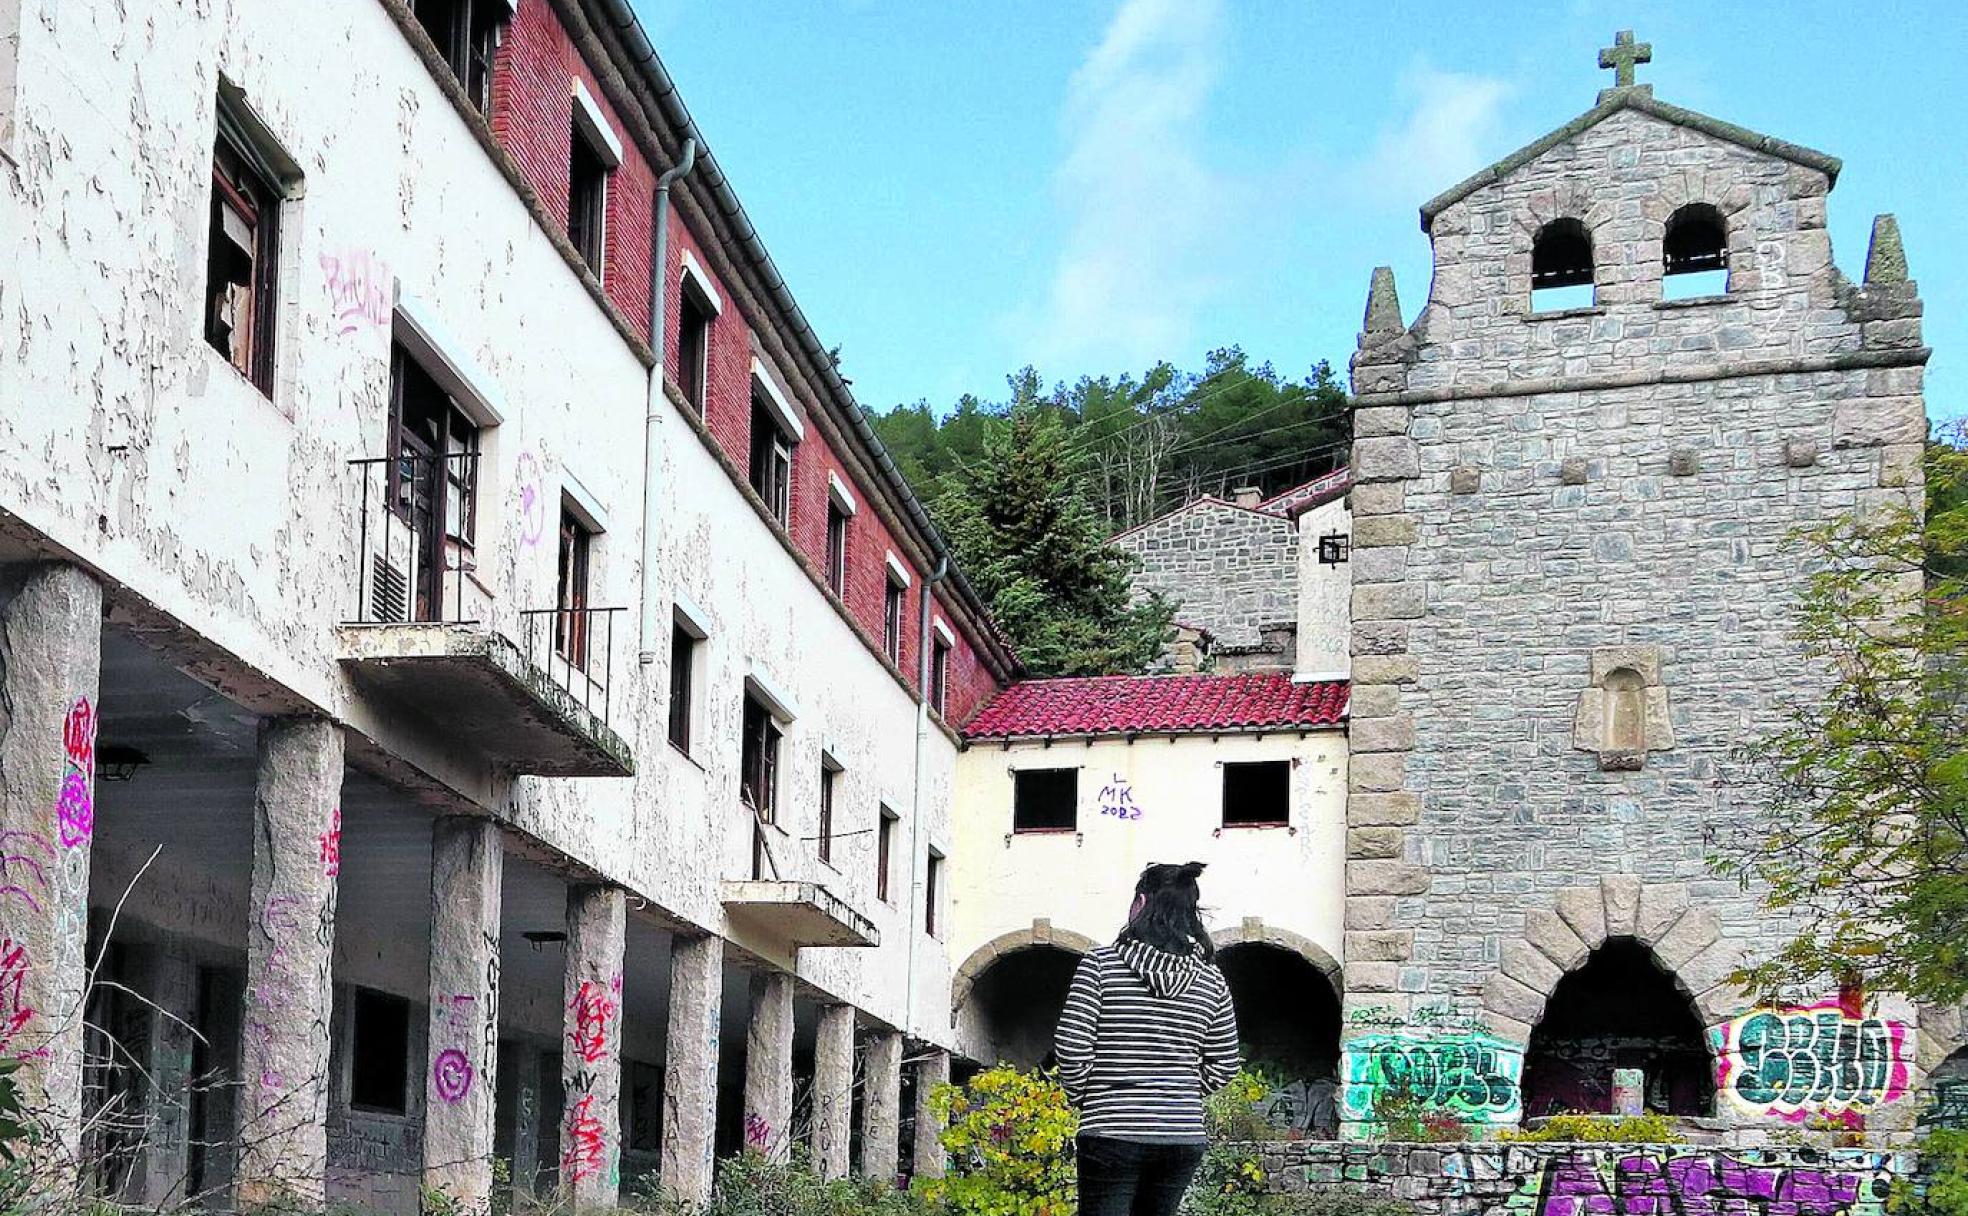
left=634, top=1, right=1965, bottom=426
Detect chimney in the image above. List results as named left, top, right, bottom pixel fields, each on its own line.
left=1233, top=486, right=1263, bottom=508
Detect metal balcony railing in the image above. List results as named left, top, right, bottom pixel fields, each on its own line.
left=346, top=451, right=482, bottom=626
left=521, top=606, right=624, bottom=727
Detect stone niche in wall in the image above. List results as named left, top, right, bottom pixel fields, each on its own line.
left=1571, top=646, right=1674, bottom=771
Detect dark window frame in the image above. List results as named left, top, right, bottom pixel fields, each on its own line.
left=1012, top=768, right=1078, bottom=834
left=568, top=113, right=610, bottom=276
left=676, top=283, right=713, bottom=413
left=387, top=346, right=483, bottom=621
left=667, top=618, right=697, bottom=754
left=749, top=392, right=794, bottom=524
left=740, top=694, right=781, bottom=822
left=205, top=129, right=281, bottom=394
left=876, top=805, right=899, bottom=903
left=1221, top=760, right=1292, bottom=828
left=1663, top=203, right=1730, bottom=283
left=555, top=506, right=593, bottom=670
left=347, top=987, right=412, bottom=1115
left=925, top=848, right=945, bottom=938
left=818, top=755, right=841, bottom=865
left=883, top=575, right=906, bottom=664
left=930, top=635, right=951, bottom=716
left=826, top=501, right=850, bottom=597
left=411, top=0, right=506, bottom=115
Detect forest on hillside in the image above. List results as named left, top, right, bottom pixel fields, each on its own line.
left=865, top=347, right=1352, bottom=536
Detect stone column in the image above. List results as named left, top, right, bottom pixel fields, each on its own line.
left=859, top=1029, right=902, bottom=1183
left=0, top=563, right=101, bottom=1165
left=742, top=971, right=794, bottom=1161
left=559, top=884, right=625, bottom=1210
left=811, top=1003, right=855, bottom=1180
left=660, top=933, right=723, bottom=1205
left=911, top=1049, right=951, bottom=1180
left=424, top=817, right=504, bottom=1212
left=235, top=716, right=344, bottom=1208
left=135, top=943, right=197, bottom=1206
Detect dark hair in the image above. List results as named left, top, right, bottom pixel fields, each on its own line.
left=1117, top=861, right=1214, bottom=960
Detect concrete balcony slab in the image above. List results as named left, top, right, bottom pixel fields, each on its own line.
left=721, top=879, right=878, bottom=949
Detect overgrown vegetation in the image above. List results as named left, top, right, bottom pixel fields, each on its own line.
left=1715, top=424, right=1968, bottom=1004
left=919, top=1065, right=1078, bottom=1216
left=1496, top=1112, right=1686, bottom=1144
left=649, top=1151, right=931, bottom=1216
left=1894, top=1129, right=1968, bottom=1216
left=1365, top=1081, right=1468, bottom=1144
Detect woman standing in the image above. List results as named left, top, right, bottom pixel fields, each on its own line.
left=1054, top=861, right=1241, bottom=1216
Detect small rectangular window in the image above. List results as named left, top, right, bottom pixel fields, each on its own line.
left=412, top=0, right=505, bottom=115
left=876, top=806, right=899, bottom=903
left=667, top=620, right=695, bottom=754
left=1012, top=768, right=1077, bottom=834
left=883, top=577, right=905, bottom=664
left=348, top=987, right=411, bottom=1114
left=930, top=637, right=950, bottom=716
left=555, top=507, right=593, bottom=669
left=826, top=503, right=850, bottom=597
left=205, top=123, right=281, bottom=394
left=749, top=394, right=794, bottom=523
left=1222, top=760, right=1290, bottom=827
left=677, top=287, right=712, bottom=412
left=741, top=694, right=780, bottom=821
left=925, top=848, right=944, bottom=938
left=818, top=756, right=840, bottom=865
left=568, top=117, right=609, bottom=275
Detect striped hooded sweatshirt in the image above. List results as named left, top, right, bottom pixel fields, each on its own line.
left=1053, top=939, right=1241, bottom=1144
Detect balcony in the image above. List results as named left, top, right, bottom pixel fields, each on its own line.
left=335, top=454, right=634, bottom=778
left=722, top=879, right=879, bottom=950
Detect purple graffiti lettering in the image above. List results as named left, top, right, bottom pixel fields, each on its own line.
left=55, top=769, right=92, bottom=849
left=318, top=807, right=342, bottom=877
left=1534, top=1152, right=1876, bottom=1216
left=319, top=249, right=392, bottom=335
left=433, top=1048, right=474, bottom=1102
left=744, top=1112, right=770, bottom=1151
left=516, top=452, right=546, bottom=547
left=1097, top=774, right=1143, bottom=820
left=63, top=698, right=95, bottom=771
left=0, top=832, right=54, bottom=913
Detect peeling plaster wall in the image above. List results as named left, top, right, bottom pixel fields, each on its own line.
left=0, top=0, right=961, bottom=1047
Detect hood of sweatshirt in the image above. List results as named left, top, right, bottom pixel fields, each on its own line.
left=1116, top=938, right=1205, bottom=999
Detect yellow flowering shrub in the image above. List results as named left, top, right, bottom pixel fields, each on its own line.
left=915, top=1066, right=1078, bottom=1216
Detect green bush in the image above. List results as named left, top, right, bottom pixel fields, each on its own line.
left=1496, top=1112, right=1685, bottom=1144
left=643, top=1150, right=929, bottom=1216
left=1206, top=1071, right=1293, bottom=1143
left=1365, top=1082, right=1467, bottom=1144
left=1893, top=1129, right=1968, bottom=1216
left=918, top=1066, right=1077, bottom=1216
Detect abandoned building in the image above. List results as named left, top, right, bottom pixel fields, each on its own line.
left=1, top=7, right=1965, bottom=1215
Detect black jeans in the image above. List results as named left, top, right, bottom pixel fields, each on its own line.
left=1076, top=1135, right=1206, bottom=1216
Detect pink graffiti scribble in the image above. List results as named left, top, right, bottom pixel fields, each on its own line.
left=318, top=807, right=342, bottom=877
left=516, top=452, right=546, bottom=547
left=433, top=1048, right=474, bottom=1103
left=563, top=1093, right=608, bottom=1183
left=62, top=698, right=95, bottom=771
left=569, top=978, right=616, bottom=1064
left=744, top=1112, right=770, bottom=1151
left=0, top=832, right=54, bottom=914
left=319, top=249, right=392, bottom=335
left=55, top=770, right=92, bottom=849
left=0, top=940, right=36, bottom=1058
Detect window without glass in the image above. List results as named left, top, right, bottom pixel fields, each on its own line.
left=740, top=694, right=780, bottom=821
left=1531, top=217, right=1595, bottom=313
left=389, top=346, right=481, bottom=621
left=818, top=755, right=840, bottom=865
left=568, top=116, right=609, bottom=275
left=930, top=636, right=950, bottom=716
left=667, top=619, right=696, bottom=753
left=925, top=848, right=945, bottom=937
left=205, top=121, right=281, bottom=393
left=1012, top=768, right=1078, bottom=833
left=876, top=805, right=899, bottom=903
left=883, top=576, right=905, bottom=663
left=677, top=285, right=712, bottom=412
left=555, top=507, right=593, bottom=669
left=1662, top=203, right=1730, bottom=299
left=412, top=0, right=505, bottom=114
left=1222, top=760, right=1290, bottom=827
left=348, top=988, right=411, bottom=1114
left=750, top=393, right=794, bottom=523
left=826, top=502, right=850, bottom=596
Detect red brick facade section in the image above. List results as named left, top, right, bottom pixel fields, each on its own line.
left=490, top=0, right=1001, bottom=709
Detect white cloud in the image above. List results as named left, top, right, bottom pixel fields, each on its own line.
left=1013, top=0, right=1232, bottom=372
left=1356, top=64, right=1517, bottom=206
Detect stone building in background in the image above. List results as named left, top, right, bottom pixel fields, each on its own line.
left=1340, top=37, right=1947, bottom=1139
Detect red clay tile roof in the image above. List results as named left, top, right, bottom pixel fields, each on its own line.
left=963, top=672, right=1349, bottom=740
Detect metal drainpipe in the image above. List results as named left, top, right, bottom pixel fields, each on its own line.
left=904, top=554, right=950, bottom=1038
left=639, top=137, right=697, bottom=664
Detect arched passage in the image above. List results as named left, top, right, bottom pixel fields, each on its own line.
left=1521, top=939, right=1716, bottom=1118
left=1923, top=1047, right=1968, bottom=1130
left=953, top=946, right=1084, bottom=1070
left=1217, top=941, right=1342, bottom=1135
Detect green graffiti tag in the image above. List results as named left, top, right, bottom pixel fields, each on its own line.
left=1339, top=1033, right=1523, bottom=1124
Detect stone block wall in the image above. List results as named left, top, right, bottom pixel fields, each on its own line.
left=1246, top=1141, right=1915, bottom=1216
left=1116, top=500, right=1299, bottom=652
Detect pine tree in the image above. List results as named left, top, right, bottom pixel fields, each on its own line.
left=936, top=403, right=1173, bottom=677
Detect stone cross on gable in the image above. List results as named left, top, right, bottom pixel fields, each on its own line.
left=1598, top=29, right=1652, bottom=89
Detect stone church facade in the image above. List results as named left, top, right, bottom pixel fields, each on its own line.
left=1340, top=60, right=1937, bottom=1138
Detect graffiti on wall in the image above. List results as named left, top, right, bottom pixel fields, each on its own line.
left=516, top=451, right=547, bottom=548
left=563, top=971, right=622, bottom=1188
left=1097, top=774, right=1142, bottom=821
left=431, top=994, right=477, bottom=1104
left=1340, top=1032, right=1523, bottom=1124
left=319, top=249, right=392, bottom=334
left=1922, top=1078, right=1968, bottom=1129
left=1491, top=1149, right=1901, bottom=1216
left=1713, top=1002, right=1912, bottom=1123
left=57, top=698, right=95, bottom=849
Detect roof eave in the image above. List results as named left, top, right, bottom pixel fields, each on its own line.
left=1418, top=88, right=1842, bottom=233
